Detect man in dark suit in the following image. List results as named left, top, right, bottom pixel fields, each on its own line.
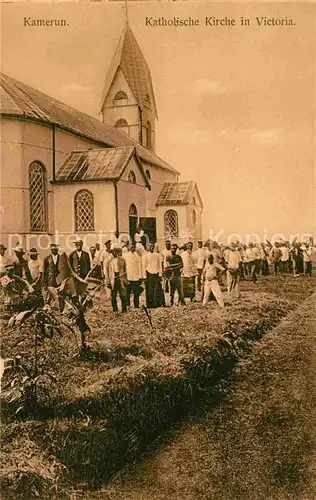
left=43, top=243, right=62, bottom=288
left=43, top=243, right=73, bottom=309
left=69, top=237, right=91, bottom=279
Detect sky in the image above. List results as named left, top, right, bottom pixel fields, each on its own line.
left=1, top=2, right=315, bottom=241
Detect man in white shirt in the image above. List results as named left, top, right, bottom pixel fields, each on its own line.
left=181, top=242, right=198, bottom=301
left=142, top=242, right=164, bottom=308
left=226, top=244, right=242, bottom=298
left=279, top=242, right=289, bottom=275
left=28, top=248, right=43, bottom=290
left=123, top=243, right=143, bottom=308
left=202, top=254, right=225, bottom=308
left=193, top=240, right=206, bottom=292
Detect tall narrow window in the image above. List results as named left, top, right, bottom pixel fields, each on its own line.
left=164, top=210, right=178, bottom=238
left=29, top=161, right=47, bottom=232
left=146, top=121, right=152, bottom=150
left=74, top=189, right=94, bottom=232
left=192, top=209, right=197, bottom=226
left=128, top=171, right=136, bottom=184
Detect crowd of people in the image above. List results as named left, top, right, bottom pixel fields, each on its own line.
left=0, top=235, right=314, bottom=312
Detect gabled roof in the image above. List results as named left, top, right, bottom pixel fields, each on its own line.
left=156, top=182, right=203, bottom=208
left=100, top=24, right=158, bottom=118
left=54, top=146, right=151, bottom=189
left=0, top=72, right=177, bottom=174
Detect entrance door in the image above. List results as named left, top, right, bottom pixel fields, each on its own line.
left=139, top=217, right=157, bottom=245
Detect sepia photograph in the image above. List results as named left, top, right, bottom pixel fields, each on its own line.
left=0, top=1, right=315, bottom=499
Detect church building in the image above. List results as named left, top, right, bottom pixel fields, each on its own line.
left=0, top=22, right=203, bottom=253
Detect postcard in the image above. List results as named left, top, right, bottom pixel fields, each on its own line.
left=1, top=2, right=315, bottom=499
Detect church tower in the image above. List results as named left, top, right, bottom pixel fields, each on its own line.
left=100, top=23, right=158, bottom=152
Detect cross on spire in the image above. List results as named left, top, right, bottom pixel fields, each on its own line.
left=124, top=0, right=129, bottom=25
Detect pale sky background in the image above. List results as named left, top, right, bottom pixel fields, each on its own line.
left=1, top=2, right=315, bottom=241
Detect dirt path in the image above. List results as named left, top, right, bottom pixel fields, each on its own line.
left=88, top=293, right=316, bottom=500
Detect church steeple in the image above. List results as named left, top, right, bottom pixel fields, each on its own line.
left=100, top=23, right=157, bottom=152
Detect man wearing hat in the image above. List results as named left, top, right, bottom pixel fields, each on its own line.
left=0, top=244, right=11, bottom=277
left=12, top=244, right=32, bottom=283
left=28, top=248, right=43, bottom=290
left=69, top=237, right=91, bottom=280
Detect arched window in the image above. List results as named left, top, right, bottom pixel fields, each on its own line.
left=115, top=118, right=128, bottom=128
left=164, top=210, right=178, bottom=238
left=146, top=121, right=152, bottom=150
left=129, top=204, right=137, bottom=216
left=74, top=189, right=94, bottom=232
left=29, top=161, right=47, bottom=232
left=192, top=209, right=197, bottom=226
left=192, top=196, right=196, bottom=206
left=114, top=91, right=128, bottom=100
left=145, top=169, right=151, bottom=180
left=128, top=171, right=136, bottom=184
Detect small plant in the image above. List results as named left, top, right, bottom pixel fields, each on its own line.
left=1, top=301, right=62, bottom=415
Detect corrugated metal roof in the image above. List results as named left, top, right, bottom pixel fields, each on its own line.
left=100, top=24, right=158, bottom=118
left=0, top=72, right=177, bottom=174
left=156, top=182, right=198, bottom=206
left=55, top=147, right=134, bottom=182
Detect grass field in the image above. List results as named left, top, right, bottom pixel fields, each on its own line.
left=1, top=275, right=315, bottom=499
left=93, top=287, right=316, bottom=500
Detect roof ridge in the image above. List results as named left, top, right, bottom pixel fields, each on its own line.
left=0, top=72, right=178, bottom=174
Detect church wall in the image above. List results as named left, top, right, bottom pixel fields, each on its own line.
left=0, top=119, right=56, bottom=248
left=116, top=181, right=147, bottom=235
left=53, top=182, right=116, bottom=252
left=144, top=166, right=178, bottom=217
left=186, top=205, right=202, bottom=242
left=0, top=119, right=25, bottom=239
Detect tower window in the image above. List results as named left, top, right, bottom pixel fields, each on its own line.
left=164, top=210, right=178, bottom=238
left=146, top=169, right=151, bottom=180
left=128, top=171, right=136, bottom=184
left=114, top=91, right=128, bottom=100
left=192, top=196, right=196, bottom=206
left=115, top=118, right=128, bottom=128
left=144, top=94, right=151, bottom=106
left=29, top=161, right=48, bottom=232
left=192, top=209, right=197, bottom=226
left=74, top=189, right=95, bottom=232
left=146, top=121, right=152, bottom=150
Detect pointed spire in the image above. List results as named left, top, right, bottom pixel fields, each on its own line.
left=100, top=24, right=158, bottom=119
